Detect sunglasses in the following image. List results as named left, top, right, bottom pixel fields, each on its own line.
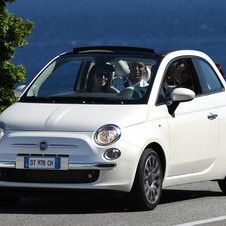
left=96, top=73, right=110, bottom=78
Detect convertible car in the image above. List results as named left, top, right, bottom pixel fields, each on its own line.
left=0, top=46, right=226, bottom=210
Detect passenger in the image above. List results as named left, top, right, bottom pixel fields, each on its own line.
left=160, top=60, right=194, bottom=103
left=127, top=62, right=149, bottom=88
left=86, top=64, right=117, bottom=93
left=174, top=61, right=194, bottom=90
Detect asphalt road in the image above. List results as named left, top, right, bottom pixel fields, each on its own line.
left=0, top=181, right=226, bottom=226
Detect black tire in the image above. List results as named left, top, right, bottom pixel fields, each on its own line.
left=130, top=148, right=163, bottom=210
left=218, top=179, right=226, bottom=194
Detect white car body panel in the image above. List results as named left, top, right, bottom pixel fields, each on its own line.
left=167, top=95, right=219, bottom=176
left=1, top=103, right=148, bottom=131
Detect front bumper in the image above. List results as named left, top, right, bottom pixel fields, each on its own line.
left=0, top=130, right=141, bottom=192
left=0, top=160, right=116, bottom=170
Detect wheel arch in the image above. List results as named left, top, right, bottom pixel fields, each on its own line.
left=145, top=142, right=166, bottom=178
left=129, top=142, right=166, bottom=210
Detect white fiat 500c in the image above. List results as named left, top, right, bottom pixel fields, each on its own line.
left=1, top=46, right=226, bottom=210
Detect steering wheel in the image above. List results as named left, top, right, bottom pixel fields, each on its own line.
left=117, top=86, right=142, bottom=99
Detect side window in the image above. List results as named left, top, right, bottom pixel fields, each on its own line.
left=192, top=58, right=224, bottom=94
left=157, top=58, right=200, bottom=104
left=38, top=60, right=81, bottom=96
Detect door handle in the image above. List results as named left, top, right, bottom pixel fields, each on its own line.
left=207, top=113, right=218, bottom=120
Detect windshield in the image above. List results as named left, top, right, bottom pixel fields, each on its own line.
left=20, top=53, right=160, bottom=104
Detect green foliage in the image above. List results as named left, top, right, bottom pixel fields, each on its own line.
left=0, top=0, right=33, bottom=112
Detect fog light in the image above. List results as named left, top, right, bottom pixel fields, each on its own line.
left=104, top=148, right=121, bottom=160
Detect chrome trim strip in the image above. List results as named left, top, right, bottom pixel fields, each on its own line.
left=69, top=163, right=116, bottom=170
left=0, top=161, right=116, bottom=170
left=12, top=144, right=78, bottom=149
left=0, top=161, right=15, bottom=168
left=49, top=144, right=78, bottom=149
left=12, top=144, right=37, bottom=148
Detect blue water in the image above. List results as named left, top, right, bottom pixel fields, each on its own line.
left=8, top=0, right=226, bottom=83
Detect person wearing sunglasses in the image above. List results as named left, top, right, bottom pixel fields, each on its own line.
left=87, top=63, right=116, bottom=93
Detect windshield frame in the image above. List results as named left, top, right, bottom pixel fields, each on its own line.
left=19, top=51, right=162, bottom=105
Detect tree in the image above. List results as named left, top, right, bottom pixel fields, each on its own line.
left=0, top=0, right=33, bottom=112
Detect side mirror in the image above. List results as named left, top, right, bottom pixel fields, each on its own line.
left=14, top=85, right=26, bottom=99
left=168, top=88, right=195, bottom=115
left=171, top=88, right=195, bottom=102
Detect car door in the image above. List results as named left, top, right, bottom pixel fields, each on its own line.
left=163, top=58, right=221, bottom=177
left=191, top=57, right=226, bottom=172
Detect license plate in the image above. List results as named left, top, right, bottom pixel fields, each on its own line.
left=24, top=156, right=60, bottom=169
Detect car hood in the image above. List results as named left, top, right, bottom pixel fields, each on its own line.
left=0, top=103, right=148, bottom=132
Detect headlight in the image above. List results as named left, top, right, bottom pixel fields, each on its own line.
left=0, top=122, right=5, bottom=140
left=94, top=124, right=121, bottom=146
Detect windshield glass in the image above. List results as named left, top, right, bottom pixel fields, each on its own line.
left=20, top=53, right=160, bottom=104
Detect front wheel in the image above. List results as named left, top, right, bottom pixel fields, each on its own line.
left=130, top=148, right=163, bottom=210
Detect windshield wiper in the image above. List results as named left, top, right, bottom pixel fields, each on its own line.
left=19, top=96, right=55, bottom=103
left=20, top=96, right=127, bottom=104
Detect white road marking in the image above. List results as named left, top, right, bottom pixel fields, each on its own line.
left=174, top=215, right=226, bottom=226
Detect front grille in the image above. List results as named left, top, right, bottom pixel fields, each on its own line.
left=0, top=168, right=99, bottom=184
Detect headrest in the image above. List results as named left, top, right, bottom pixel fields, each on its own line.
left=143, top=66, right=151, bottom=82
left=113, top=60, right=130, bottom=76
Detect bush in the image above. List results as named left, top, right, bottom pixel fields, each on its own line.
left=0, top=0, right=33, bottom=112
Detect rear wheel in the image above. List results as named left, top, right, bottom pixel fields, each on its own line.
left=130, top=148, right=163, bottom=210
